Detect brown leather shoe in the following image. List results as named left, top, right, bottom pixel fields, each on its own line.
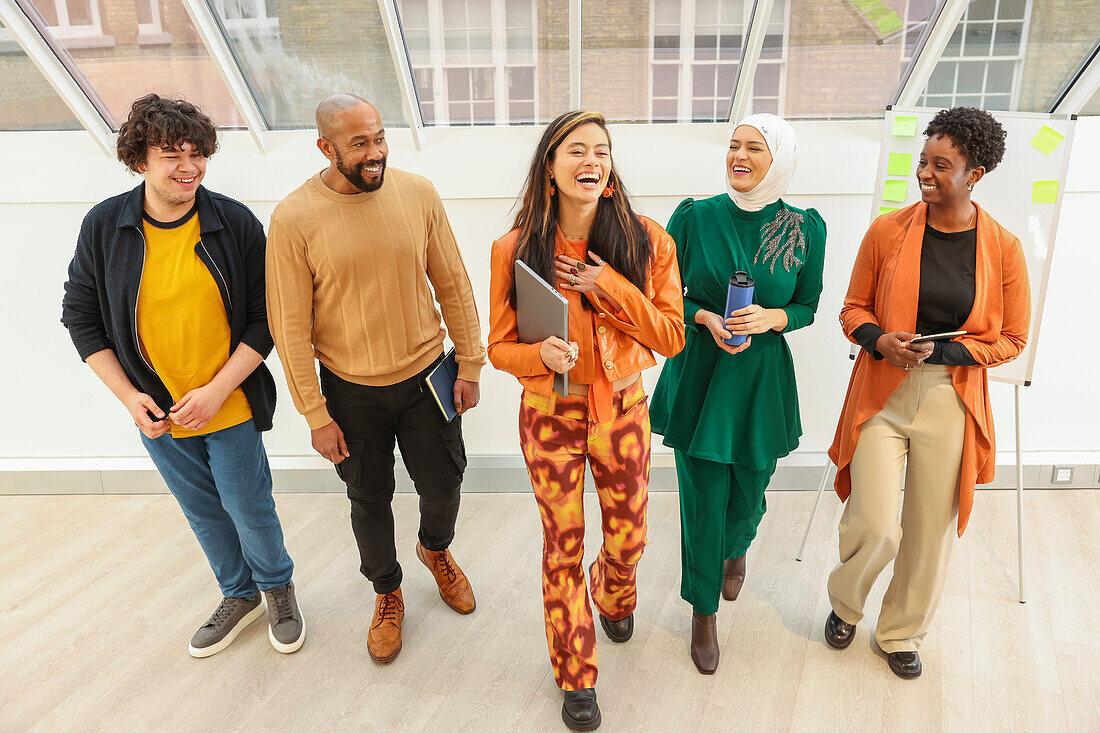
left=416, top=543, right=476, bottom=614
left=722, top=554, right=747, bottom=601
left=690, top=611, right=719, bottom=675
left=367, top=588, right=403, bottom=663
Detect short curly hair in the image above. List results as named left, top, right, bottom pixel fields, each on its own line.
left=116, top=93, right=218, bottom=172
left=923, top=107, right=1006, bottom=172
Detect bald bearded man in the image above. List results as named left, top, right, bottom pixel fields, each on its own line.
left=266, top=95, right=486, bottom=663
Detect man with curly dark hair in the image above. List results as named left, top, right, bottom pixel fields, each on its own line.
left=825, top=106, right=1029, bottom=679
left=61, top=93, right=305, bottom=658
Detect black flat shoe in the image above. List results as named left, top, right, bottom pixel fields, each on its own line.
left=824, top=611, right=856, bottom=650
left=598, top=612, right=633, bottom=643
left=562, top=688, right=601, bottom=731
left=887, top=651, right=922, bottom=679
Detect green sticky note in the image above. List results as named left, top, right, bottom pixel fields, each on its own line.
left=1030, top=126, right=1064, bottom=156
left=876, top=11, right=903, bottom=34
left=1032, top=180, right=1058, bottom=204
left=883, top=179, right=908, bottom=202
left=878, top=206, right=900, bottom=216
left=850, top=0, right=879, bottom=10
left=865, top=5, right=890, bottom=21
left=887, top=152, right=912, bottom=177
left=892, top=115, right=918, bottom=137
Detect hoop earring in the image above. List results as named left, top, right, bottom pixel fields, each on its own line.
left=601, top=182, right=614, bottom=198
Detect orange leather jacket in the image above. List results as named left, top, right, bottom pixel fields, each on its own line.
left=488, top=216, right=686, bottom=405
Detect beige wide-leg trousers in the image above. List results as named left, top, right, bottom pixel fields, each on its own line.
left=828, top=363, right=966, bottom=653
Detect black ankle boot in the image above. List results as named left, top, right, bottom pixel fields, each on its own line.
left=598, top=612, right=634, bottom=643
left=562, top=688, right=601, bottom=731
left=824, top=610, right=856, bottom=650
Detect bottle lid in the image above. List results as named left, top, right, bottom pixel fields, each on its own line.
left=729, top=271, right=754, bottom=288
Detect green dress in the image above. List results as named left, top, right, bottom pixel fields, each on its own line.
left=651, top=194, right=825, bottom=614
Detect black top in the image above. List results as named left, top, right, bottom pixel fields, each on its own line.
left=61, top=183, right=278, bottom=430
left=852, top=224, right=977, bottom=366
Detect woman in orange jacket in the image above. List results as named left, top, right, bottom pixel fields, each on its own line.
left=825, top=107, right=1030, bottom=679
left=488, top=110, right=684, bottom=731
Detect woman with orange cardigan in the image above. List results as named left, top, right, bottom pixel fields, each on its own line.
left=488, top=110, right=684, bottom=731
left=825, top=107, right=1030, bottom=679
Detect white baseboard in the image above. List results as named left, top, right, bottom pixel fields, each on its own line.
left=0, top=453, right=1096, bottom=494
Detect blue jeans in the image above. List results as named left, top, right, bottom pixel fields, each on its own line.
left=141, top=419, right=294, bottom=598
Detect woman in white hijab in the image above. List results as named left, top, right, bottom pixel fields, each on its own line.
left=651, top=114, right=827, bottom=673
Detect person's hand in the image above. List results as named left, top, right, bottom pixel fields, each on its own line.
left=727, top=304, right=788, bottom=335
left=876, top=332, right=933, bottom=370
left=555, top=253, right=621, bottom=310
left=539, top=336, right=579, bottom=374
left=312, top=420, right=350, bottom=464
left=125, top=392, right=172, bottom=439
left=453, top=378, right=480, bottom=415
left=169, top=383, right=231, bottom=432
left=696, top=310, right=751, bottom=356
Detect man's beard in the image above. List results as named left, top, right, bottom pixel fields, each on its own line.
left=336, top=152, right=386, bottom=193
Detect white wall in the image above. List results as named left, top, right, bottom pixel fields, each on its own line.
left=1, top=118, right=1097, bottom=478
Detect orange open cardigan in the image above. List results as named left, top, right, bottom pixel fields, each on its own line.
left=828, top=202, right=1030, bottom=536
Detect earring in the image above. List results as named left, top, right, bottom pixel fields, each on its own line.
left=601, top=182, right=614, bottom=198
left=967, top=183, right=974, bottom=191
left=548, top=177, right=556, bottom=196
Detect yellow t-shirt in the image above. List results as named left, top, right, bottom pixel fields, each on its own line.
left=137, top=208, right=252, bottom=438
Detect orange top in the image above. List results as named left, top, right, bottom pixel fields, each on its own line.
left=828, top=202, right=1030, bottom=536
left=488, top=217, right=685, bottom=422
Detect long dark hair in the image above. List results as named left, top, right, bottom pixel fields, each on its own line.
left=507, top=110, right=652, bottom=309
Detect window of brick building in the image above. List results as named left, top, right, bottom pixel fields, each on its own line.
left=398, top=0, right=538, bottom=126
left=649, top=0, right=788, bottom=123
left=918, top=0, right=1030, bottom=111
left=0, top=18, right=83, bottom=130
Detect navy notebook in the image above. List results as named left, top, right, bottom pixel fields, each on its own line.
left=426, top=349, right=459, bottom=422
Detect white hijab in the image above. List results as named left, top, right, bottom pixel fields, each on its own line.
left=726, top=113, right=799, bottom=212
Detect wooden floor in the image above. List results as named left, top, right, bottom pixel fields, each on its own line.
left=1, top=488, right=1096, bottom=732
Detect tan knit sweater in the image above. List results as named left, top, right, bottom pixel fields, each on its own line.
left=266, top=168, right=485, bottom=430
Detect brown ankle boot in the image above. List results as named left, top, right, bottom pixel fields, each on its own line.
left=690, top=611, right=720, bottom=675
left=722, top=554, right=747, bottom=601
left=417, top=543, right=476, bottom=614
left=367, top=588, right=403, bottom=663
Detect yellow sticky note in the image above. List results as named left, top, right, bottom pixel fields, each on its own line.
left=876, top=11, right=903, bottom=34
left=1032, top=180, right=1058, bottom=204
left=883, top=179, right=908, bottom=202
left=878, top=206, right=900, bottom=216
left=865, top=5, right=890, bottom=21
left=887, top=152, right=912, bottom=177
left=892, top=115, right=918, bottom=137
left=1030, top=126, right=1064, bottom=156
left=850, top=0, right=879, bottom=10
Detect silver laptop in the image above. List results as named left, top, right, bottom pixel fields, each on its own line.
left=515, top=259, right=570, bottom=397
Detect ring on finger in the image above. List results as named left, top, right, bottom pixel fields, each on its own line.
left=576, top=262, right=586, bottom=271
left=570, top=274, right=577, bottom=285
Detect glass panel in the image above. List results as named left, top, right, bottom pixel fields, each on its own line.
left=747, top=0, right=936, bottom=120
left=0, top=19, right=82, bottom=130
left=1081, top=86, right=1100, bottom=116
left=21, top=0, right=243, bottom=129
left=399, top=0, right=555, bottom=126
left=920, top=0, right=1100, bottom=113
left=209, top=0, right=406, bottom=129
left=586, top=0, right=747, bottom=123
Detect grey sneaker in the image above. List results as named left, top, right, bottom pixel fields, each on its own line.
left=264, top=582, right=305, bottom=653
left=188, top=595, right=264, bottom=658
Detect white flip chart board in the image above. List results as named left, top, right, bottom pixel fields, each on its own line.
left=871, top=106, right=1077, bottom=386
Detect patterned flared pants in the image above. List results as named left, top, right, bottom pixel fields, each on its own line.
left=519, top=382, right=650, bottom=691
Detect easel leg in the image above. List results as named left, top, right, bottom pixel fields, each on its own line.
left=1015, top=384, right=1026, bottom=604
left=797, top=462, right=833, bottom=561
